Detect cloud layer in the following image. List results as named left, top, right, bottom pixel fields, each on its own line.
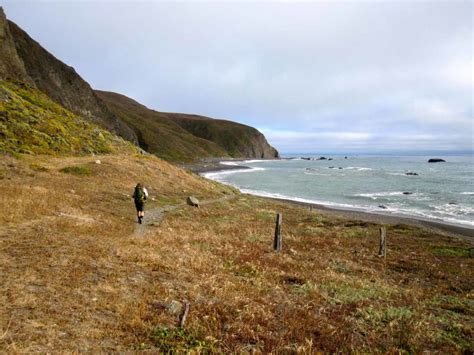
left=4, top=1, right=472, bottom=153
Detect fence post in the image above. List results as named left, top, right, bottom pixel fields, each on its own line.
left=179, top=301, right=190, bottom=328
left=378, top=227, right=386, bottom=257
left=274, top=213, right=282, bottom=251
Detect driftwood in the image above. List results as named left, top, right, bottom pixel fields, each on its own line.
left=274, top=213, right=282, bottom=251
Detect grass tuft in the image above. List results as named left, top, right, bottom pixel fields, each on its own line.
left=430, top=246, right=473, bottom=257
left=150, top=326, right=216, bottom=352
left=59, top=165, right=92, bottom=176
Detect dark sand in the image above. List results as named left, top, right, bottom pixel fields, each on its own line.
left=183, top=160, right=474, bottom=240
left=267, top=197, right=474, bottom=240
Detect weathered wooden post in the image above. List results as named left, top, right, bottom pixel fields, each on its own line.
left=378, top=227, right=386, bottom=257
left=179, top=300, right=190, bottom=328
left=274, top=213, right=282, bottom=251
left=310, top=206, right=313, bottom=212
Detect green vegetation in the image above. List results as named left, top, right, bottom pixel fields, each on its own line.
left=0, top=81, right=136, bottom=156
left=150, top=326, right=216, bottom=352
left=96, top=90, right=278, bottom=162
left=430, top=245, right=474, bottom=257
left=96, top=90, right=229, bottom=162
left=59, top=165, right=92, bottom=176
left=29, top=163, right=49, bottom=171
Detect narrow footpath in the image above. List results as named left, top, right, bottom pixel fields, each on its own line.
left=133, top=195, right=236, bottom=237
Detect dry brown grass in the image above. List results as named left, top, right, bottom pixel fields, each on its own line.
left=0, top=153, right=472, bottom=353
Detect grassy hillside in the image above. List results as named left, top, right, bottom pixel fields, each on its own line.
left=95, top=90, right=229, bottom=162
left=0, top=153, right=472, bottom=352
left=170, top=114, right=278, bottom=158
left=0, top=81, right=137, bottom=156
left=3, top=14, right=137, bottom=143
left=96, top=90, right=279, bottom=162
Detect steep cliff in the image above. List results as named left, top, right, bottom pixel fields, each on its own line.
left=97, top=90, right=279, bottom=161
left=0, top=8, right=31, bottom=84
left=0, top=7, right=278, bottom=161
left=0, top=8, right=137, bottom=143
left=170, top=114, right=279, bottom=159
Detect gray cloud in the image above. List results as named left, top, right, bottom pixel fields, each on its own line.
left=3, top=0, right=472, bottom=153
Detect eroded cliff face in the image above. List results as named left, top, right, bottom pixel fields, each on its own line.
left=0, top=8, right=31, bottom=85
left=170, top=114, right=279, bottom=159
left=0, top=8, right=136, bottom=143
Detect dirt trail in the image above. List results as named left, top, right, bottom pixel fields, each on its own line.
left=134, top=195, right=236, bottom=236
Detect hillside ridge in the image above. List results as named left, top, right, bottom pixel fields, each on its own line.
left=0, top=6, right=278, bottom=162
left=97, top=90, right=279, bottom=161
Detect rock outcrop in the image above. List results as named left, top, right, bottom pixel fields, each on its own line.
left=0, top=8, right=31, bottom=85
left=428, top=158, right=446, bottom=163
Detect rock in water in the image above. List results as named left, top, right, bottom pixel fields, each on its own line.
left=428, top=158, right=446, bottom=163
left=187, top=196, right=200, bottom=207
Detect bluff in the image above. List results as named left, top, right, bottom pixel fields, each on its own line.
left=0, top=8, right=136, bottom=143
left=97, top=90, right=279, bottom=161
left=0, top=7, right=278, bottom=161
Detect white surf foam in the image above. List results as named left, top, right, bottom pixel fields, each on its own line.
left=345, top=167, right=374, bottom=171
left=242, top=159, right=275, bottom=164
left=356, top=191, right=423, bottom=199
left=202, top=167, right=266, bottom=179
left=304, top=172, right=329, bottom=176
left=219, top=161, right=240, bottom=166
left=239, top=188, right=362, bottom=210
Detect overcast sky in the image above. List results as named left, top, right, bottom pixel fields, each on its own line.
left=3, top=1, right=473, bottom=153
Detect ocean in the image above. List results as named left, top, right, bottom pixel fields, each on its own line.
left=202, top=155, right=474, bottom=227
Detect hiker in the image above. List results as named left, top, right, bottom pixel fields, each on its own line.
left=132, top=183, right=148, bottom=224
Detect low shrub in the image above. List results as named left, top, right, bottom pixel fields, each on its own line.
left=59, top=165, right=91, bottom=176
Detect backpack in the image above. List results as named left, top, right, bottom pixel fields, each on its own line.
left=134, top=186, right=145, bottom=202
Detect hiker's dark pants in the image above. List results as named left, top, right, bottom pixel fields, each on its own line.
left=134, top=200, right=144, bottom=212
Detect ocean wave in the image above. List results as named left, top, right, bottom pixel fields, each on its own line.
left=304, top=172, right=329, bottom=176
left=219, top=159, right=275, bottom=166
left=219, top=161, right=240, bottom=166
left=238, top=188, right=361, bottom=209
left=387, top=207, right=474, bottom=226
left=202, top=167, right=266, bottom=179
left=460, top=192, right=474, bottom=195
left=355, top=191, right=423, bottom=199
left=240, top=189, right=474, bottom=226
left=432, top=203, right=474, bottom=216
left=344, top=167, right=374, bottom=171
left=242, top=159, right=275, bottom=164
left=203, top=174, right=474, bottom=226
